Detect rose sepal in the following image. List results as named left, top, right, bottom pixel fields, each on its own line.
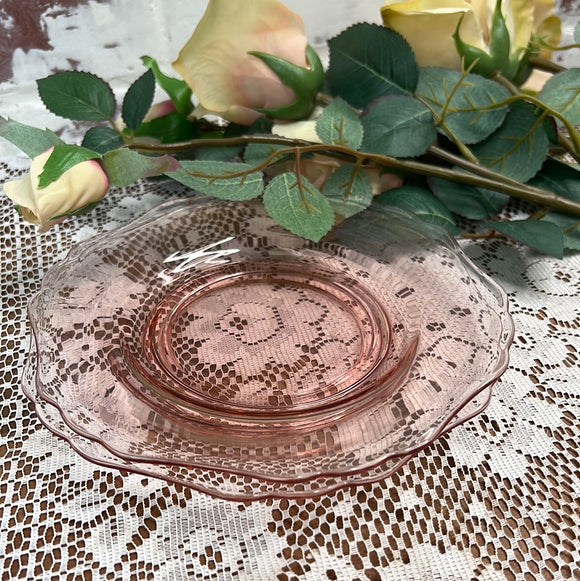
left=453, top=0, right=524, bottom=81
left=248, top=45, right=324, bottom=120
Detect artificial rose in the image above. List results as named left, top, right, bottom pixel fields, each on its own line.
left=381, top=0, right=561, bottom=78
left=173, top=0, right=321, bottom=125
left=3, top=148, right=109, bottom=231
left=143, top=99, right=177, bottom=122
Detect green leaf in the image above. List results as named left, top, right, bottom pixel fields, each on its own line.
left=81, top=126, right=124, bottom=154
left=531, top=158, right=580, bottom=250
left=263, top=172, right=334, bottom=242
left=122, top=69, right=155, bottom=130
left=485, top=220, right=564, bottom=258
left=471, top=102, right=549, bottom=182
left=141, top=56, right=193, bottom=116
left=0, top=116, right=63, bottom=157
left=538, top=69, right=580, bottom=125
left=244, top=142, right=289, bottom=165
left=37, top=71, right=116, bottom=121
left=375, top=186, right=460, bottom=234
left=315, top=97, right=363, bottom=149
left=166, top=161, right=263, bottom=201
left=529, top=158, right=580, bottom=202
left=134, top=112, right=198, bottom=143
left=416, top=67, right=509, bottom=144
left=102, top=149, right=179, bottom=187
left=430, top=176, right=509, bottom=219
left=541, top=212, right=580, bottom=251
left=37, top=144, right=101, bottom=188
left=575, top=21, right=580, bottom=44
left=327, top=23, right=418, bottom=108
left=361, top=95, right=436, bottom=157
left=322, top=163, right=373, bottom=218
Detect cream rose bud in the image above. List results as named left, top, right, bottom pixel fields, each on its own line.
left=173, top=0, right=310, bottom=125
left=3, top=147, right=109, bottom=231
left=381, top=0, right=561, bottom=75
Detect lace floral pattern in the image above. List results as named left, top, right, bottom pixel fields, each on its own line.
left=2, top=158, right=579, bottom=579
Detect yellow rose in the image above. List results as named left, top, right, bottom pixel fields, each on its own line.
left=381, top=0, right=561, bottom=76
left=3, top=148, right=109, bottom=231
left=173, top=0, right=322, bottom=125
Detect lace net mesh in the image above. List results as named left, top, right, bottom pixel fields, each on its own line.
left=1, top=160, right=579, bottom=580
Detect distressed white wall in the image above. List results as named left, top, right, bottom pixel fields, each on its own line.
left=4, top=0, right=384, bottom=88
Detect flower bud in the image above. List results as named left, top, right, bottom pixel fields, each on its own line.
left=248, top=46, right=323, bottom=120
left=173, top=0, right=320, bottom=125
left=143, top=99, right=177, bottom=122
left=454, top=0, right=519, bottom=79
left=3, top=147, right=109, bottom=231
left=382, top=0, right=561, bottom=85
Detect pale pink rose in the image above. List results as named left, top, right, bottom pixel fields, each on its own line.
left=143, top=99, right=177, bottom=122
left=3, top=147, right=109, bottom=231
left=173, top=0, right=308, bottom=125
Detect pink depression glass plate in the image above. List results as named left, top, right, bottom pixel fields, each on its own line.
left=22, top=196, right=514, bottom=500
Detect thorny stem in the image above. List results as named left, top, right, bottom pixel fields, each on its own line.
left=423, top=60, right=481, bottom=164
left=292, top=148, right=316, bottom=215
left=130, top=135, right=580, bottom=217
left=528, top=55, right=566, bottom=73
left=345, top=158, right=365, bottom=200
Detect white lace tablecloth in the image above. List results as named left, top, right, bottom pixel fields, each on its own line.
left=1, top=153, right=579, bottom=580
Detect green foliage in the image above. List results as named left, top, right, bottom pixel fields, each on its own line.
left=315, top=98, right=363, bottom=149
left=166, top=161, right=263, bottom=201
left=471, top=102, right=549, bottom=182
left=430, top=177, right=509, bottom=220
left=529, top=158, right=580, bottom=203
left=37, top=72, right=116, bottom=121
left=416, top=67, right=509, bottom=144
left=530, top=159, right=580, bottom=250
left=263, top=173, right=334, bottom=242
left=244, top=142, right=289, bottom=165
left=81, top=126, right=124, bottom=154
left=38, top=145, right=101, bottom=187
left=0, top=117, right=63, bottom=158
left=541, top=212, right=580, bottom=251
left=485, top=220, right=564, bottom=258
left=134, top=112, right=198, bottom=144
left=361, top=96, right=436, bottom=157
left=322, top=164, right=374, bottom=218
left=376, top=186, right=460, bottom=234
left=122, top=69, right=156, bottom=131
left=538, top=69, right=580, bottom=125
left=327, top=24, right=418, bottom=108
left=102, top=149, right=178, bottom=187
left=141, top=56, right=193, bottom=116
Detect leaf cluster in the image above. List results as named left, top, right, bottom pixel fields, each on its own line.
left=2, top=25, right=580, bottom=255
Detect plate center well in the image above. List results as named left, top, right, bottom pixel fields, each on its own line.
left=145, top=263, right=391, bottom=415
